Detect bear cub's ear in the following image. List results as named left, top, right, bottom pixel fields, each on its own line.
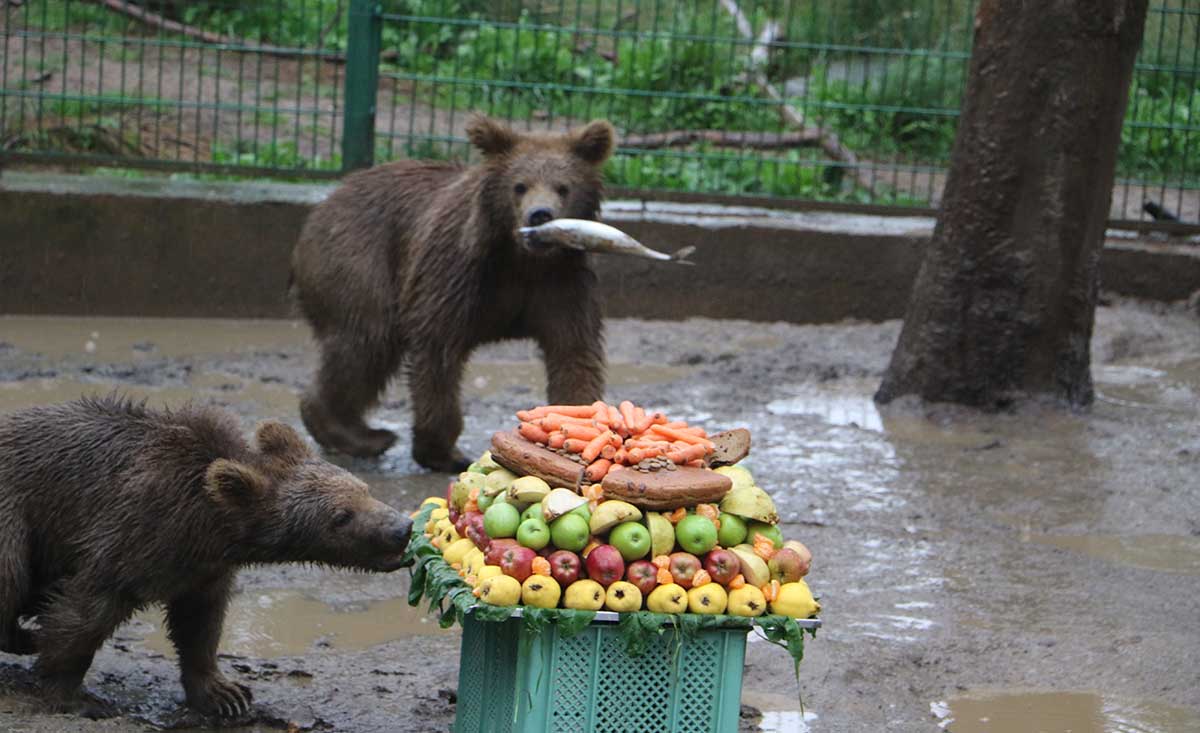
left=205, top=459, right=269, bottom=505
left=466, top=114, right=519, bottom=157
left=570, top=120, right=616, bottom=165
left=255, top=420, right=313, bottom=464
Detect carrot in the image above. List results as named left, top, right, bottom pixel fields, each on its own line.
left=518, top=421, right=551, bottom=444
left=581, top=430, right=612, bottom=462
left=632, top=406, right=653, bottom=434
left=625, top=439, right=672, bottom=451
left=727, top=574, right=746, bottom=590
left=531, top=557, right=552, bottom=576
left=691, top=569, right=712, bottom=587
left=538, top=413, right=598, bottom=431
left=547, top=431, right=567, bottom=449
left=562, top=423, right=603, bottom=442
left=762, top=580, right=781, bottom=603
left=618, top=401, right=637, bottom=430
left=584, top=458, right=612, bottom=482
left=667, top=507, right=687, bottom=524
left=627, top=446, right=665, bottom=464
left=753, top=534, right=778, bottom=561
left=516, top=409, right=539, bottom=422
left=649, top=424, right=714, bottom=448
left=613, top=448, right=628, bottom=465
left=647, top=412, right=669, bottom=426
left=686, top=459, right=705, bottom=468
left=600, top=444, right=616, bottom=460
left=666, top=443, right=710, bottom=464
left=536, top=405, right=602, bottom=418
left=661, top=421, right=689, bottom=429
left=607, top=405, right=625, bottom=435
left=652, top=555, right=672, bottom=569
left=562, top=438, right=590, bottom=454
left=656, top=567, right=675, bottom=586
left=695, top=504, right=720, bottom=529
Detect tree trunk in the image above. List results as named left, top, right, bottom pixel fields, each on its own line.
left=875, top=0, right=1149, bottom=408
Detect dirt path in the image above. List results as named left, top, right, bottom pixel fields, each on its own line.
left=1, top=300, right=1198, bottom=732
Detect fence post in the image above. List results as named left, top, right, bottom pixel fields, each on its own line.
left=342, top=0, right=382, bottom=172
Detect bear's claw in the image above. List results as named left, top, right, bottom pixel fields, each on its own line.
left=187, top=675, right=253, bottom=719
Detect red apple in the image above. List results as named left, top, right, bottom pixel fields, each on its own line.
left=448, top=507, right=460, bottom=525
left=626, top=560, right=658, bottom=597
left=547, top=550, right=583, bottom=587
left=484, top=538, right=521, bottom=567
left=499, top=545, right=537, bottom=583
left=585, top=545, right=625, bottom=587
left=668, top=552, right=702, bottom=589
left=704, top=548, right=741, bottom=586
left=464, top=513, right=489, bottom=551
left=456, top=510, right=481, bottom=538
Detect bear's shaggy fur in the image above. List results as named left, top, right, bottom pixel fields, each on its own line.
left=290, top=115, right=615, bottom=471
left=0, top=396, right=411, bottom=718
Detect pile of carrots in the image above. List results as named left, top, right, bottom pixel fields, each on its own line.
left=515, top=401, right=715, bottom=482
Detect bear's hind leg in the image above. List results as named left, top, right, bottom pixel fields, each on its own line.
left=301, top=338, right=401, bottom=458
left=408, top=349, right=470, bottom=472
left=0, top=521, right=35, bottom=655
left=33, top=577, right=131, bottom=718
left=167, top=575, right=252, bottom=718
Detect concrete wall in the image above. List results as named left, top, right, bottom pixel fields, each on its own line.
left=2, top=173, right=1197, bottom=321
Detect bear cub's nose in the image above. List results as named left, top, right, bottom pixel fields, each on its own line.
left=526, top=207, right=555, bottom=227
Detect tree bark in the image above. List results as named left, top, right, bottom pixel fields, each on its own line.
left=875, top=0, right=1149, bottom=408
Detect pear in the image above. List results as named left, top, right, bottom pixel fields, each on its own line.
left=729, top=544, right=771, bottom=587
left=542, top=487, right=588, bottom=522
left=477, top=450, right=502, bottom=474
left=589, top=500, right=642, bottom=535
left=686, top=584, right=728, bottom=615
left=770, top=580, right=821, bottom=619
left=452, top=472, right=485, bottom=510
left=713, top=464, right=755, bottom=491
left=646, top=583, right=688, bottom=614
left=719, top=483, right=778, bottom=524
left=475, top=565, right=504, bottom=585
left=521, top=575, right=562, bottom=609
left=462, top=548, right=486, bottom=577
left=727, top=586, right=767, bottom=617
left=484, top=468, right=519, bottom=497
left=478, top=575, right=521, bottom=607
left=604, top=581, right=643, bottom=613
left=563, top=579, right=606, bottom=611
left=421, top=497, right=448, bottom=509
left=645, top=512, right=676, bottom=559
left=509, top=475, right=552, bottom=504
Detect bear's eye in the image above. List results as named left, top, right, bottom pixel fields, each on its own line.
left=332, top=509, right=354, bottom=528
left=556, top=184, right=569, bottom=197
left=514, top=183, right=527, bottom=195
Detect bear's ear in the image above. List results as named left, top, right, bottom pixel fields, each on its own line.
left=466, top=114, right=519, bottom=157
left=255, top=420, right=313, bottom=464
left=205, top=459, right=269, bottom=505
left=570, top=120, right=616, bottom=165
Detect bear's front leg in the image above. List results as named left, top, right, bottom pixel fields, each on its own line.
left=531, top=280, right=607, bottom=405
left=407, top=348, right=471, bottom=472
left=34, top=577, right=129, bottom=718
left=166, top=576, right=252, bottom=718
left=0, top=524, right=36, bottom=655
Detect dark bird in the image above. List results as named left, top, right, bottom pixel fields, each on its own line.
left=1143, top=199, right=1180, bottom=222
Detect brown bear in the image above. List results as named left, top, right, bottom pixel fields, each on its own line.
left=290, top=114, right=615, bottom=472
left=0, top=395, right=412, bottom=719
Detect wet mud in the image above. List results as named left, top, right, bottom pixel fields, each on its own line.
left=1, top=299, right=1198, bottom=732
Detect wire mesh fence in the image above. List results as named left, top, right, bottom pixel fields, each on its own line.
left=2, top=0, right=1198, bottom=225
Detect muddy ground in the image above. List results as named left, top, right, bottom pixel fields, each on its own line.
left=1, top=300, right=1199, bottom=732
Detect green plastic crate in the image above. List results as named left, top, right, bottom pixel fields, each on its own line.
left=453, top=611, right=748, bottom=733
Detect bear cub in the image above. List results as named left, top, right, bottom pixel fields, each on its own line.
left=0, top=395, right=412, bottom=718
left=291, top=114, right=616, bottom=472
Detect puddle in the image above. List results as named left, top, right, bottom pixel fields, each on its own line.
left=126, top=589, right=441, bottom=659
left=0, top=316, right=311, bottom=361
left=0, top=373, right=298, bottom=416
left=1027, top=533, right=1200, bottom=575
left=932, top=690, right=1200, bottom=732
left=766, top=379, right=883, bottom=431
left=741, top=690, right=817, bottom=733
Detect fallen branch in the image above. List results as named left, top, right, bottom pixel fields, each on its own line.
left=716, top=0, right=874, bottom=194
left=622, top=129, right=828, bottom=150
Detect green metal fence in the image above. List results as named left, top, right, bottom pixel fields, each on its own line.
left=2, top=0, right=1198, bottom=225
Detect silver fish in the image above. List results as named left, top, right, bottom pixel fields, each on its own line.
left=519, top=219, right=696, bottom=264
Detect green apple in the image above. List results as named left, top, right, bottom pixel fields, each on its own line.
left=517, top=517, right=551, bottom=551
left=747, top=521, right=784, bottom=549
left=467, top=461, right=485, bottom=474
left=550, top=513, right=590, bottom=553
left=521, top=504, right=544, bottom=523
left=476, top=493, right=494, bottom=512
left=609, top=521, right=651, bottom=561
left=568, top=503, right=592, bottom=524
left=675, top=514, right=718, bottom=555
left=483, top=502, right=521, bottom=539
left=716, top=513, right=748, bottom=547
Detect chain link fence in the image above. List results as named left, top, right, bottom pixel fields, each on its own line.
left=2, top=0, right=1197, bottom=226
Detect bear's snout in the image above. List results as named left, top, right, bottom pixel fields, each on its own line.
left=389, top=515, right=413, bottom=551
left=525, top=207, right=555, bottom=227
